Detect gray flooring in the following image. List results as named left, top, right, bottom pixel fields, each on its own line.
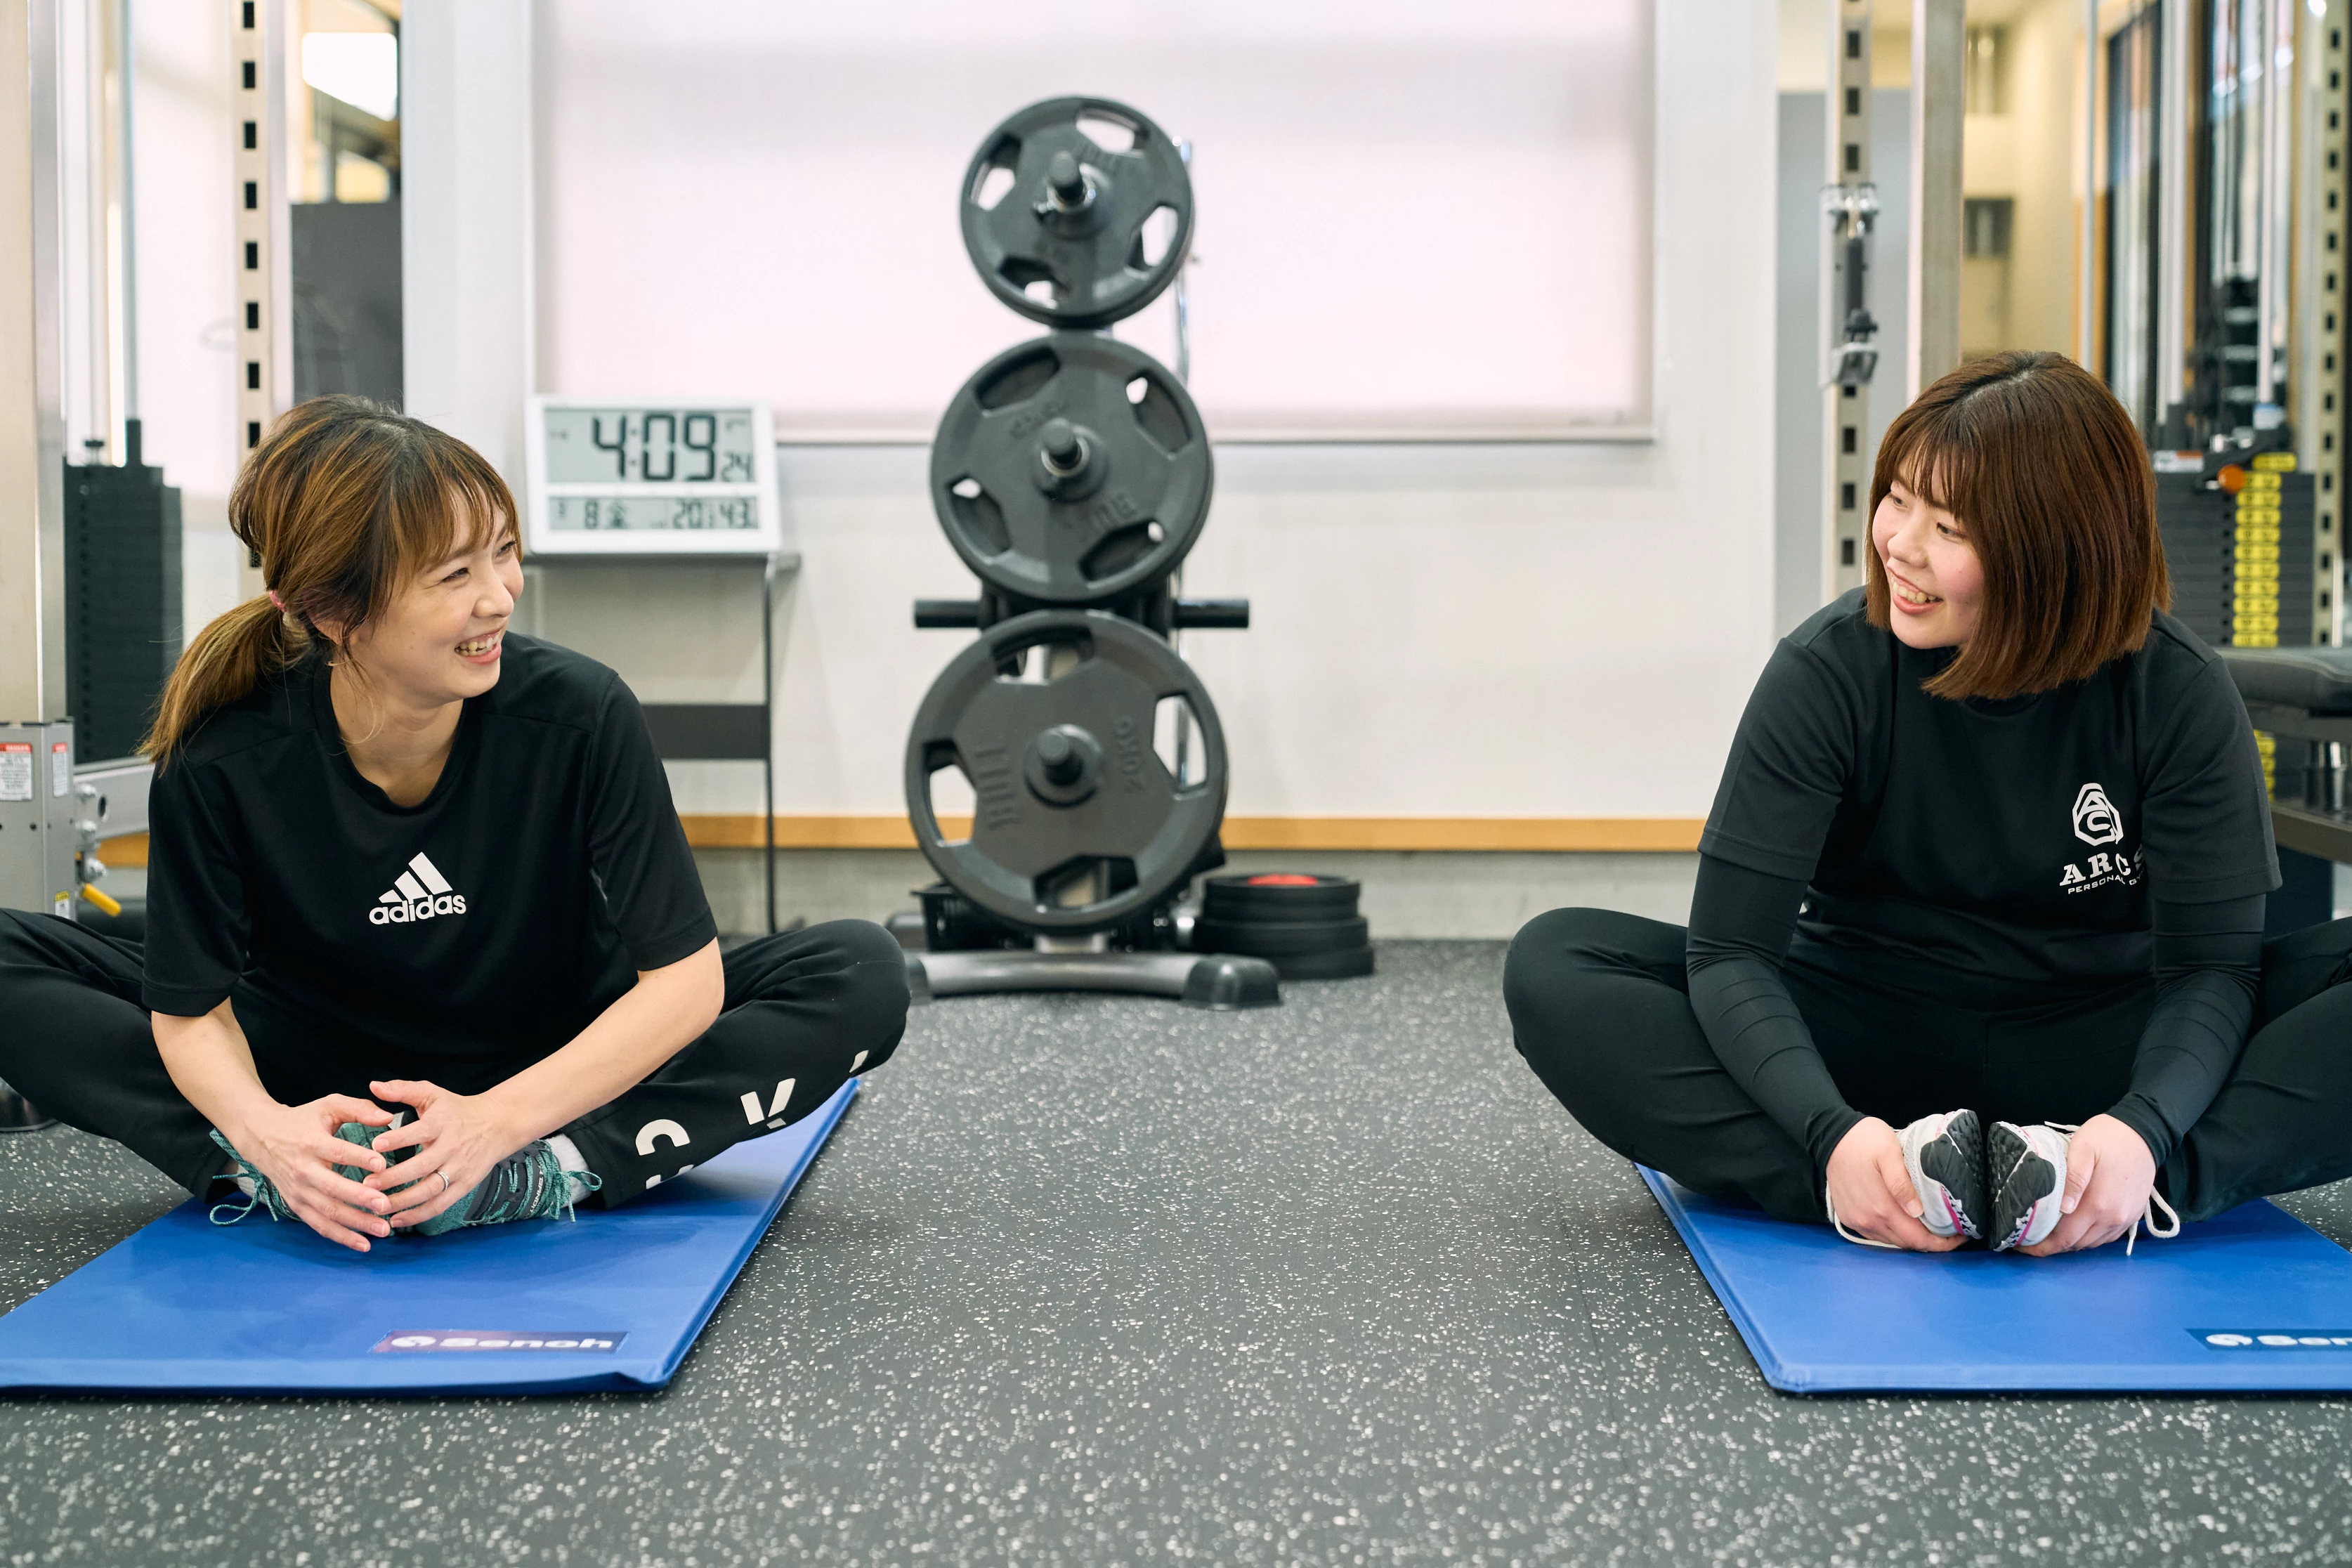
left=4, top=940, right=2352, bottom=1565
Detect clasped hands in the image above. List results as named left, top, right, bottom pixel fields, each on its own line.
left=220, top=1079, right=528, bottom=1253
left=1824, top=1111, right=2157, bottom=1255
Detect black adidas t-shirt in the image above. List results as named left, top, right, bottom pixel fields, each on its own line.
left=1702, top=591, right=2278, bottom=998
left=143, top=636, right=717, bottom=1092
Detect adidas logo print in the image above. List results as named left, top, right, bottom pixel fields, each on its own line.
left=368, top=852, right=469, bottom=926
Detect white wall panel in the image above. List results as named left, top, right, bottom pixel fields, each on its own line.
left=533, top=0, right=1651, bottom=441
left=401, top=0, right=532, bottom=479
left=493, top=0, right=1781, bottom=823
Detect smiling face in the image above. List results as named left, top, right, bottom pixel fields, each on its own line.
left=1870, top=477, right=1985, bottom=651
left=332, top=500, right=523, bottom=710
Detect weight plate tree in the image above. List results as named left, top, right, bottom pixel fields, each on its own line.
left=906, top=610, right=1227, bottom=934
left=930, top=333, right=1213, bottom=605
left=960, top=96, right=1194, bottom=330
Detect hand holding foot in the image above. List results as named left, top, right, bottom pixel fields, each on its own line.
left=365, top=1078, right=528, bottom=1229
left=2014, top=1114, right=2157, bottom=1257
left=220, top=1095, right=398, bottom=1252
left=1826, top=1116, right=1966, bottom=1253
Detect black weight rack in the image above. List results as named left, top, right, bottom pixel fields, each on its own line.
left=897, top=96, right=1276, bottom=1010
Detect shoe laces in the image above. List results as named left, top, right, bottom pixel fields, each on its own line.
left=2040, top=1123, right=2182, bottom=1256
left=205, top=1129, right=292, bottom=1226
left=1826, top=1191, right=1899, bottom=1250
left=455, top=1141, right=601, bottom=1226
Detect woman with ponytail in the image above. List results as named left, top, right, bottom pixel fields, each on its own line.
left=0, top=398, right=908, bottom=1251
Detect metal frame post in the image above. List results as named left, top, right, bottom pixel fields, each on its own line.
left=2158, top=0, right=2192, bottom=428
left=2082, top=0, right=2101, bottom=370
left=2299, top=0, right=2348, bottom=645
left=1, top=0, right=81, bottom=917
left=1909, top=0, right=1966, bottom=398
left=1824, top=0, right=1879, bottom=602
left=233, top=0, right=288, bottom=596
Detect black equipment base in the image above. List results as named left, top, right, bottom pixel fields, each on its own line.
left=906, top=948, right=1279, bottom=1010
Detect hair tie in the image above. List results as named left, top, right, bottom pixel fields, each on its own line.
left=266, top=590, right=287, bottom=613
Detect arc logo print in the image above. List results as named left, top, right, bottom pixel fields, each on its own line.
left=2058, top=781, right=2141, bottom=894
left=368, top=851, right=469, bottom=925
left=2072, top=782, right=2124, bottom=847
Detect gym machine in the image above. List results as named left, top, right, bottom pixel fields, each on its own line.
left=900, top=97, right=1277, bottom=1010
left=2098, top=0, right=2352, bottom=923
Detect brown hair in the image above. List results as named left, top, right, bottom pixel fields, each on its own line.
left=143, top=396, right=518, bottom=762
left=1867, top=351, right=2169, bottom=700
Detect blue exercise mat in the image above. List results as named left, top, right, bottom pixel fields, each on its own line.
left=1639, top=1166, right=2352, bottom=1394
left=0, top=1080, right=857, bottom=1397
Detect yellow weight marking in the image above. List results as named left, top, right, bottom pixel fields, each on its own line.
left=2252, top=452, right=2298, bottom=472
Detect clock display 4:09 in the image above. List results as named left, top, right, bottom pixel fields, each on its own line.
left=544, top=407, right=759, bottom=484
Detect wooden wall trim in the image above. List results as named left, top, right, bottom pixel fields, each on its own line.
left=672, top=815, right=1704, bottom=854
left=98, top=816, right=1705, bottom=868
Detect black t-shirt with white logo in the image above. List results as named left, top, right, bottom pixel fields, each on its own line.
left=1702, top=591, right=2278, bottom=1001
left=143, top=636, right=717, bottom=1092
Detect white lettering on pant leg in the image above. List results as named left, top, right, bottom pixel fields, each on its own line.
left=750, top=1078, right=795, bottom=1129
left=739, top=1092, right=764, bottom=1125
left=634, top=1119, right=691, bottom=1156
left=2089, top=852, right=2112, bottom=876
left=849, top=1051, right=869, bottom=1073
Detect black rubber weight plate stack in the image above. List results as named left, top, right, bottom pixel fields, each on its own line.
left=1193, top=874, right=1375, bottom=979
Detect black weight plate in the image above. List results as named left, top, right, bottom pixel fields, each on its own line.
left=1267, top=944, right=1376, bottom=981
left=1192, top=917, right=1371, bottom=956
left=906, top=610, right=1227, bottom=934
left=960, top=96, right=1194, bottom=329
left=1201, top=873, right=1360, bottom=920
left=931, top=334, right=1211, bottom=606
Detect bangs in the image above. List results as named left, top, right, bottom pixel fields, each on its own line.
left=1874, top=403, right=1981, bottom=520
left=376, top=439, right=521, bottom=604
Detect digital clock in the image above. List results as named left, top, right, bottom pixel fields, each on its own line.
left=523, top=398, right=783, bottom=555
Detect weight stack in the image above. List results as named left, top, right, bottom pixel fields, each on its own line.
left=2152, top=449, right=2314, bottom=651
left=1191, top=874, right=1375, bottom=979
left=65, top=420, right=183, bottom=762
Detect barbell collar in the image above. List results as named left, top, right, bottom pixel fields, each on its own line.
left=914, top=599, right=983, bottom=629
left=1172, top=599, right=1250, bottom=630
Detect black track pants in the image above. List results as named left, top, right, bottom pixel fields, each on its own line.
left=1501, top=906, right=2352, bottom=1225
left=0, top=910, right=910, bottom=1206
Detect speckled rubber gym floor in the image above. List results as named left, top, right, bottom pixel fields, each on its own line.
left=4, top=940, right=2351, bottom=1565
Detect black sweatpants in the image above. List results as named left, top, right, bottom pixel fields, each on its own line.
left=1502, top=906, right=2352, bottom=1226
left=0, top=910, right=910, bottom=1206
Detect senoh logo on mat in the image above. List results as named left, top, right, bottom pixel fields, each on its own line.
left=371, top=1331, right=627, bottom=1354
left=2193, top=1329, right=2352, bottom=1350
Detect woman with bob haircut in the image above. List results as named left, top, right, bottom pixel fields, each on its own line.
left=1505, top=351, right=2352, bottom=1255
left=0, top=397, right=909, bottom=1251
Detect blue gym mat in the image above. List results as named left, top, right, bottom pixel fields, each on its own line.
left=1639, top=1166, right=2352, bottom=1394
left=0, top=1080, right=858, bottom=1396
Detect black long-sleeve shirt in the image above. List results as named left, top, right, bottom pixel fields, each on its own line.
left=1688, top=593, right=2278, bottom=1175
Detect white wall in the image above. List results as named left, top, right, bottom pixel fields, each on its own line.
left=409, top=0, right=1782, bottom=825
left=129, top=2, right=244, bottom=641
left=533, top=1, right=1653, bottom=443
left=400, top=1, right=531, bottom=483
